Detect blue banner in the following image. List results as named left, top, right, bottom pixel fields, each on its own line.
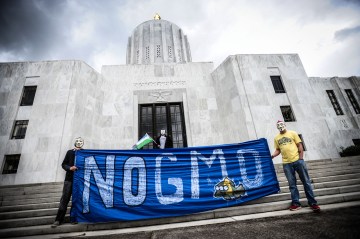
left=71, top=138, right=279, bottom=223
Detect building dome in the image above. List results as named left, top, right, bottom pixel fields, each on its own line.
left=126, top=18, right=192, bottom=64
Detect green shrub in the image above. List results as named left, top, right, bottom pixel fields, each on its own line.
left=340, top=145, right=360, bottom=157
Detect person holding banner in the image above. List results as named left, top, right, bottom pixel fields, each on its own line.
left=155, top=129, right=173, bottom=149
left=51, top=137, right=84, bottom=228
left=271, top=121, right=320, bottom=212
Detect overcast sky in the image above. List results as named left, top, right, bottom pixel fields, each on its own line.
left=1, top=0, right=359, bottom=77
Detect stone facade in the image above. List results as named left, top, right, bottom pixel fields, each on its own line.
left=1, top=19, right=359, bottom=186
left=308, top=76, right=360, bottom=151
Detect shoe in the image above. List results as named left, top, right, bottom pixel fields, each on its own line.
left=71, top=221, right=78, bottom=225
left=311, top=204, right=321, bottom=212
left=51, top=221, right=60, bottom=228
left=289, top=204, right=302, bottom=211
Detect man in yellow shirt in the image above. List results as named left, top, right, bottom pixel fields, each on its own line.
left=272, top=120, right=320, bottom=212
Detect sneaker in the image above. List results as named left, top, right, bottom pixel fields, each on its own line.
left=289, top=204, right=302, bottom=211
left=71, top=221, right=78, bottom=225
left=51, top=221, right=60, bottom=228
left=311, top=204, right=321, bottom=212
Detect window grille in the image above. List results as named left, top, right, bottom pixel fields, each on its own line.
left=145, top=46, right=150, bottom=60
left=20, top=86, right=37, bottom=106
left=156, top=45, right=161, bottom=58
left=270, top=76, right=286, bottom=93
left=139, top=103, right=187, bottom=149
left=168, top=46, right=172, bottom=58
left=280, top=106, right=296, bottom=122
left=2, top=154, right=20, bottom=174
left=11, top=120, right=29, bottom=139
left=326, top=90, right=344, bottom=115
left=345, top=89, right=360, bottom=114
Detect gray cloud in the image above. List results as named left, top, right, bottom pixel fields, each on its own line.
left=0, top=0, right=129, bottom=64
left=334, top=25, right=360, bottom=41
left=0, top=0, right=360, bottom=76
left=0, top=0, right=66, bottom=60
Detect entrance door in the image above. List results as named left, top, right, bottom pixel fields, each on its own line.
left=139, top=103, right=187, bottom=149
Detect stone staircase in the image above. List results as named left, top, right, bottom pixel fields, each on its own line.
left=0, top=156, right=359, bottom=238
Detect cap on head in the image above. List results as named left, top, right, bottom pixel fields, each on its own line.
left=74, top=137, right=84, bottom=148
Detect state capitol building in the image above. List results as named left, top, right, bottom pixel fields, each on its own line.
left=0, top=15, right=359, bottom=186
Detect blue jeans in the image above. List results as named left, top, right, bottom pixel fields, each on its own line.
left=283, top=159, right=317, bottom=206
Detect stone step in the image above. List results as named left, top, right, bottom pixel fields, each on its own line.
left=1, top=192, right=359, bottom=238
left=0, top=196, right=61, bottom=208
left=278, top=172, right=360, bottom=187
left=0, top=182, right=62, bottom=191
left=0, top=156, right=357, bottom=195
left=1, top=168, right=356, bottom=208
left=273, top=156, right=360, bottom=171
left=1, top=182, right=359, bottom=228
left=275, top=165, right=360, bottom=179
left=0, top=208, right=59, bottom=221
left=276, top=167, right=360, bottom=182
left=0, top=184, right=63, bottom=197
left=244, top=184, right=360, bottom=206
left=0, top=156, right=359, bottom=238
left=275, top=157, right=360, bottom=170
left=1, top=192, right=62, bottom=202
left=1, top=171, right=359, bottom=212
left=19, top=201, right=360, bottom=239
left=1, top=164, right=357, bottom=202
left=0, top=202, right=60, bottom=213
left=2, top=173, right=357, bottom=213
left=279, top=178, right=360, bottom=193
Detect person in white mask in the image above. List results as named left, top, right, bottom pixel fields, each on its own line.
left=155, top=129, right=173, bottom=149
left=51, top=137, right=84, bottom=228
left=271, top=120, right=320, bottom=212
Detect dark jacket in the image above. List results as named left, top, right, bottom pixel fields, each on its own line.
left=155, top=135, right=173, bottom=149
left=62, top=149, right=77, bottom=182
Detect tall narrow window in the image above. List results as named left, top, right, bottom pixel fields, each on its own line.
left=345, top=89, right=360, bottom=114
left=270, top=76, right=286, bottom=93
left=280, top=106, right=296, bottom=122
left=145, top=46, right=150, bottom=60
left=136, top=49, right=139, bottom=63
left=2, top=154, right=20, bottom=174
left=20, top=86, right=37, bottom=106
left=11, top=120, right=29, bottom=139
left=156, top=45, right=161, bottom=58
left=326, top=90, right=344, bottom=115
left=139, top=103, right=187, bottom=149
left=298, top=134, right=307, bottom=151
left=177, top=49, right=182, bottom=62
left=168, top=46, right=173, bottom=59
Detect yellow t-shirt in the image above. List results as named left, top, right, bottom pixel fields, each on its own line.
left=274, top=130, right=302, bottom=164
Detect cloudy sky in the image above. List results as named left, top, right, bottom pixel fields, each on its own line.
left=1, top=0, right=359, bottom=77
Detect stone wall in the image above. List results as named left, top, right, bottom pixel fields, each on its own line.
left=101, top=62, right=219, bottom=148
left=309, top=76, right=360, bottom=151
left=212, top=54, right=340, bottom=163
left=0, top=61, right=103, bottom=185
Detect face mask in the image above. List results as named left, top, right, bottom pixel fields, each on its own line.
left=276, top=122, right=286, bottom=132
left=74, top=137, right=84, bottom=148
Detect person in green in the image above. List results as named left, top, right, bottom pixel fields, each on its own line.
left=271, top=120, right=320, bottom=212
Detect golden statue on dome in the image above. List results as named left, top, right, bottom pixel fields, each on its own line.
left=154, top=13, right=161, bottom=20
